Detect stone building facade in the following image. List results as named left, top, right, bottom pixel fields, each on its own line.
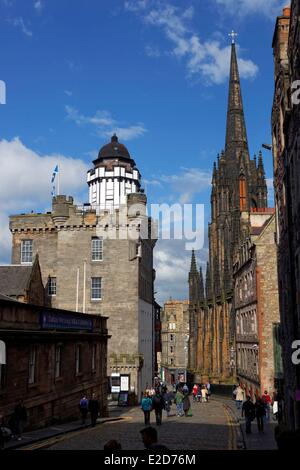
left=189, top=40, right=268, bottom=384
left=272, top=4, right=300, bottom=430
left=160, top=300, right=189, bottom=385
left=9, top=136, right=157, bottom=398
left=0, top=255, right=44, bottom=306
left=234, top=211, right=281, bottom=398
left=0, top=296, right=109, bottom=429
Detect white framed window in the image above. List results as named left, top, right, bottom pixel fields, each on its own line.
left=91, top=277, right=102, bottom=300
left=55, top=345, right=62, bottom=379
left=75, top=345, right=81, bottom=375
left=91, top=237, right=103, bottom=261
left=48, top=277, right=57, bottom=296
left=21, top=240, right=33, bottom=264
left=28, top=346, right=36, bottom=384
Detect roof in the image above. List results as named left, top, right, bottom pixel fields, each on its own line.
left=0, top=292, right=15, bottom=302
left=0, top=265, right=33, bottom=298
left=95, top=134, right=131, bottom=162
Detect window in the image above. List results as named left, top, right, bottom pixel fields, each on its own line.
left=91, top=277, right=102, bottom=300
left=170, top=334, right=175, bottom=342
left=55, top=345, right=62, bottom=379
left=48, top=277, right=57, bottom=296
left=28, top=346, right=36, bottom=384
left=75, top=345, right=82, bottom=375
left=91, top=237, right=103, bottom=261
left=21, top=240, right=33, bottom=264
left=92, top=344, right=97, bottom=372
left=170, top=346, right=174, bottom=353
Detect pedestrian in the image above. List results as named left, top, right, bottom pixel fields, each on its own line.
left=235, top=385, right=245, bottom=410
left=182, top=383, right=189, bottom=394
left=151, top=390, right=165, bottom=425
left=140, top=426, right=169, bottom=451
left=192, top=384, right=198, bottom=402
left=255, top=397, right=266, bottom=433
left=79, top=394, right=89, bottom=425
left=175, top=388, right=184, bottom=416
left=13, top=400, right=27, bottom=440
left=88, top=393, right=100, bottom=427
left=201, top=385, right=207, bottom=403
left=162, top=388, right=172, bottom=417
left=183, top=392, right=191, bottom=416
left=261, top=390, right=271, bottom=421
left=196, top=384, right=202, bottom=402
left=141, top=392, right=153, bottom=426
left=242, top=396, right=255, bottom=434
left=206, top=381, right=211, bottom=401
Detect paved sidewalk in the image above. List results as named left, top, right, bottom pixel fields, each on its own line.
left=3, top=402, right=127, bottom=450
left=219, top=396, right=278, bottom=450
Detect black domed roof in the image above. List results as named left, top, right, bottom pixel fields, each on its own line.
left=97, top=134, right=131, bottom=160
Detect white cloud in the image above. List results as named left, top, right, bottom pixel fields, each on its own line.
left=214, top=0, right=286, bottom=19
left=125, top=1, right=258, bottom=85
left=34, top=0, right=44, bottom=12
left=65, top=105, right=147, bottom=141
left=64, top=90, right=73, bottom=97
left=8, top=17, right=32, bottom=36
left=154, top=239, right=208, bottom=304
left=145, top=167, right=211, bottom=204
left=0, top=138, right=89, bottom=263
left=145, top=45, right=161, bottom=58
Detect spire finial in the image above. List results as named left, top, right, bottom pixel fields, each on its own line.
left=229, top=30, right=238, bottom=44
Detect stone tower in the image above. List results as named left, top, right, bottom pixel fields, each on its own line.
left=188, top=40, right=268, bottom=384
left=10, top=135, right=157, bottom=398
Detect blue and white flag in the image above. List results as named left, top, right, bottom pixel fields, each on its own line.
left=51, top=165, right=59, bottom=183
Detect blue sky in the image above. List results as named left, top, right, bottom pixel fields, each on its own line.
left=0, top=0, right=286, bottom=303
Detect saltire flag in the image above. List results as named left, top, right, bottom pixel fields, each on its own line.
left=51, top=165, right=59, bottom=183
left=51, top=165, right=59, bottom=196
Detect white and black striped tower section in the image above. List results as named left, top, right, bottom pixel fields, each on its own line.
left=87, top=134, right=141, bottom=210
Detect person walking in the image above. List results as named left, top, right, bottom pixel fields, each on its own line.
left=192, top=384, right=198, bottom=402
left=183, top=392, right=191, bottom=416
left=13, top=400, right=27, bottom=440
left=206, top=381, right=211, bottom=401
left=182, top=383, right=189, bottom=394
left=79, top=395, right=89, bottom=425
left=175, top=388, right=184, bottom=417
left=255, top=397, right=266, bottom=433
left=162, top=388, right=172, bottom=417
left=262, top=390, right=271, bottom=421
left=141, top=392, right=153, bottom=426
left=196, top=384, right=202, bottom=402
left=242, top=396, right=255, bottom=434
left=201, top=386, right=207, bottom=403
left=152, top=390, right=165, bottom=425
left=88, top=393, right=100, bottom=427
left=235, top=385, right=245, bottom=411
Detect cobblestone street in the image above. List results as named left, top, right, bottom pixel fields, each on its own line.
left=46, top=398, right=237, bottom=451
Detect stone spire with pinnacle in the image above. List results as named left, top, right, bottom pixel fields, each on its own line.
left=225, top=41, right=250, bottom=162
left=189, top=250, right=201, bottom=304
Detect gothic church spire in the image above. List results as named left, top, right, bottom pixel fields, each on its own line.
left=225, top=43, right=250, bottom=162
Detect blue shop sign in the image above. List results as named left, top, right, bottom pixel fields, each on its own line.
left=40, top=311, right=93, bottom=331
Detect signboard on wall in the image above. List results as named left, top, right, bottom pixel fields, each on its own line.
left=40, top=312, right=93, bottom=331
left=120, top=375, right=129, bottom=392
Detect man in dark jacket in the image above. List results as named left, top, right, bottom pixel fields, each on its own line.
left=88, top=393, right=100, bottom=427
left=151, top=390, right=165, bottom=425
left=242, top=396, right=255, bottom=434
